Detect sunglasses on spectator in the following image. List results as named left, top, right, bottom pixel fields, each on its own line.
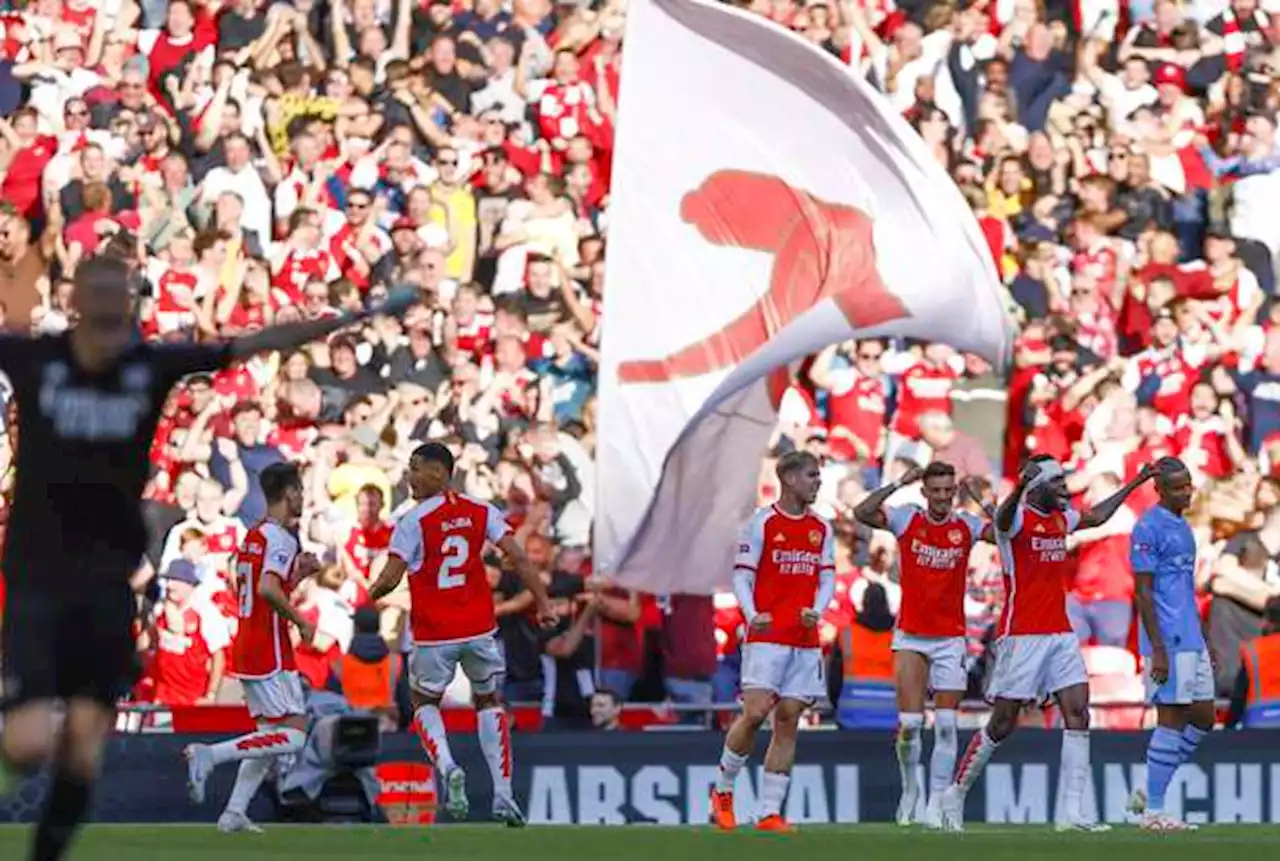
left=857, top=351, right=882, bottom=361
left=66, top=108, right=88, bottom=118
left=437, top=157, right=458, bottom=166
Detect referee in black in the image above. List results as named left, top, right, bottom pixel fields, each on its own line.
left=0, top=256, right=415, bottom=860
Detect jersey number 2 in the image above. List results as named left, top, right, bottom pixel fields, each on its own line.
left=437, top=535, right=470, bottom=590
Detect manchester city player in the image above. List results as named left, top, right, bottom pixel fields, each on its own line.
left=1128, top=456, right=1214, bottom=832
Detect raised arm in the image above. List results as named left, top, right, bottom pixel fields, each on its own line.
left=228, top=286, right=416, bottom=360
left=1078, top=463, right=1157, bottom=530
left=996, top=462, right=1038, bottom=534
left=853, top=464, right=922, bottom=531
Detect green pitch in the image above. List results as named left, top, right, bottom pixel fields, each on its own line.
left=1, top=824, right=1278, bottom=861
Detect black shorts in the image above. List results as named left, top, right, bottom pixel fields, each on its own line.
left=1, top=584, right=137, bottom=711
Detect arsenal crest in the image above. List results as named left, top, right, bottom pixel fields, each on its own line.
left=948, top=529, right=963, bottom=545
left=809, top=530, right=822, bottom=546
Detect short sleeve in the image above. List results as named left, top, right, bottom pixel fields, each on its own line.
left=149, top=341, right=234, bottom=386
left=261, top=529, right=296, bottom=579
left=885, top=505, right=920, bottom=538
left=1130, top=516, right=1158, bottom=574
left=958, top=512, right=985, bottom=543
left=734, top=511, right=765, bottom=572
left=484, top=503, right=512, bottom=544
left=389, top=510, right=423, bottom=571
left=0, top=335, right=35, bottom=374
left=1064, top=507, right=1082, bottom=533
left=819, top=519, right=835, bottom=571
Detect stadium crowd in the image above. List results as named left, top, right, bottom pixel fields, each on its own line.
left=0, top=0, right=1277, bottom=730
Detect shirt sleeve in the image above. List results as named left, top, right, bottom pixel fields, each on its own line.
left=150, top=341, right=234, bottom=386
left=959, top=512, right=986, bottom=543
left=1130, top=515, right=1158, bottom=574
left=1064, top=507, right=1082, bottom=533
left=484, top=502, right=512, bottom=544
left=388, top=509, right=423, bottom=571
left=734, top=510, right=766, bottom=574
left=885, top=505, right=919, bottom=538
left=997, top=499, right=1026, bottom=538
left=0, top=334, right=34, bottom=373
left=819, top=517, right=836, bottom=571
left=261, top=528, right=296, bottom=580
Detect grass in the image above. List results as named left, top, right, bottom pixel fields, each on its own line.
left=0, top=823, right=1277, bottom=861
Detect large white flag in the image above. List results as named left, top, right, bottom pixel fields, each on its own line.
left=595, top=0, right=1014, bottom=595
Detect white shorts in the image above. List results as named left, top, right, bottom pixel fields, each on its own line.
left=242, top=671, right=306, bottom=721
left=740, top=642, right=826, bottom=704
left=892, top=631, right=967, bottom=693
left=987, top=633, right=1088, bottom=702
left=409, top=634, right=504, bottom=697
left=1145, top=649, right=1215, bottom=706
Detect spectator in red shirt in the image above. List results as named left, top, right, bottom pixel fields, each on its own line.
left=1066, top=472, right=1137, bottom=647
left=341, top=484, right=392, bottom=591
left=149, top=560, right=229, bottom=707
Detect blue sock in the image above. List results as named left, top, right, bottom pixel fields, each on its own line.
left=1177, top=725, right=1208, bottom=766
left=1145, top=726, right=1183, bottom=813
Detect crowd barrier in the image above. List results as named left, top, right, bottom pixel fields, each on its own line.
left=2, top=730, right=1279, bottom=825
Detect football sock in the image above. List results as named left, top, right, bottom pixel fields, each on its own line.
left=953, top=727, right=1000, bottom=796
left=1145, top=726, right=1182, bottom=813
left=759, top=770, right=790, bottom=818
left=1177, top=724, right=1208, bottom=766
left=31, top=772, right=90, bottom=861
left=929, top=710, right=959, bottom=804
left=208, top=726, right=305, bottom=766
left=1059, top=730, right=1090, bottom=823
left=715, top=747, right=749, bottom=793
left=224, top=757, right=272, bottom=816
left=413, top=705, right=457, bottom=774
left=896, top=713, right=924, bottom=795
left=477, top=707, right=514, bottom=801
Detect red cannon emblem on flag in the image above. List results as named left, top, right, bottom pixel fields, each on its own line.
left=616, top=169, right=911, bottom=401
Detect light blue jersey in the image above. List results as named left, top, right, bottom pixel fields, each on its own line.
left=1130, top=504, right=1204, bottom=657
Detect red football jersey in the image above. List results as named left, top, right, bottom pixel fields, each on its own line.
left=887, top=505, right=982, bottom=638
left=345, top=520, right=393, bottom=581
left=389, top=492, right=512, bottom=644
left=995, top=503, right=1080, bottom=636
left=890, top=360, right=957, bottom=440
left=153, top=604, right=230, bottom=706
left=734, top=506, right=835, bottom=649
left=230, top=521, right=299, bottom=679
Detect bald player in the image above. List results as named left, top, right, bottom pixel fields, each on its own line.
left=1128, top=457, right=1214, bottom=832
left=0, top=256, right=415, bottom=861
left=940, top=455, right=1157, bottom=832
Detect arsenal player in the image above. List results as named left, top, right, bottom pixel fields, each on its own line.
left=710, top=451, right=835, bottom=833
left=184, top=463, right=319, bottom=834
left=939, top=455, right=1157, bottom=832
left=853, top=461, right=982, bottom=829
left=368, top=443, right=554, bottom=827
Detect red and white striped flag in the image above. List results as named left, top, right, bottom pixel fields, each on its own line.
left=595, top=0, right=1014, bottom=595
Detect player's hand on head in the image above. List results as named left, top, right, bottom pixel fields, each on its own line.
left=1019, top=460, right=1042, bottom=484
left=899, top=464, right=924, bottom=486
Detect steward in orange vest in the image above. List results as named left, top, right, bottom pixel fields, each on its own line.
left=328, top=605, right=398, bottom=717
left=836, top=582, right=896, bottom=730
left=1232, top=602, right=1280, bottom=728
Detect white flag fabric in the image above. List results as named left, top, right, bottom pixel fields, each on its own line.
left=594, top=0, right=1015, bottom=596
